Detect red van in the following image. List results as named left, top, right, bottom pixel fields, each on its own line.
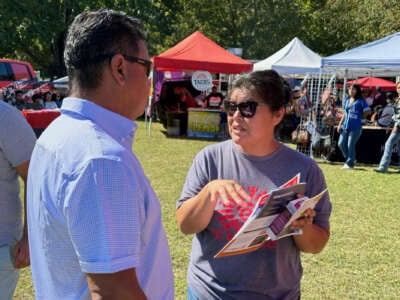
left=0, top=58, right=38, bottom=89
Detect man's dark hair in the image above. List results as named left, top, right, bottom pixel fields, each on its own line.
left=64, top=9, right=147, bottom=89
left=15, top=90, right=23, bottom=96
left=229, top=70, right=286, bottom=112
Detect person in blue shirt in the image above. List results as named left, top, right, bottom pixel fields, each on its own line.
left=27, top=9, right=174, bottom=300
left=337, top=84, right=371, bottom=169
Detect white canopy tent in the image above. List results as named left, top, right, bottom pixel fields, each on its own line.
left=253, top=37, right=322, bottom=75
left=321, top=32, right=400, bottom=78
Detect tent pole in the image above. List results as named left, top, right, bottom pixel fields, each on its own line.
left=342, top=69, right=348, bottom=105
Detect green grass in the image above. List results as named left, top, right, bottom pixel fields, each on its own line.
left=15, top=120, right=399, bottom=299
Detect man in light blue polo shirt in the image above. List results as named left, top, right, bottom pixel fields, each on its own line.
left=27, top=9, right=174, bottom=299
left=0, top=100, right=36, bottom=300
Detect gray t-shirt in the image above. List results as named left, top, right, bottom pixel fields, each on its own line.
left=377, top=104, right=395, bottom=127
left=178, top=140, right=331, bottom=299
left=0, top=101, right=36, bottom=245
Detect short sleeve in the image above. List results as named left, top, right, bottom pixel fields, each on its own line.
left=0, top=108, right=36, bottom=166
left=177, top=150, right=210, bottom=209
left=65, top=158, right=142, bottom=274
left=304, top=162, right=332, bottom=231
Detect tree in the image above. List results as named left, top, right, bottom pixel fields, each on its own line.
left=0, top=0, right=179, bottom=79
left=1, top=0, right=400, bottom=78
left=167, top=0, right=322, bottom=60
left=308, top=0, right=400, bottom=56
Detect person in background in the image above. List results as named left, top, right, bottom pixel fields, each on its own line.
left=362, top=88, right=374, bottom=107
left=203, top=86, right=227, bottom=139
left=203, top=86, right=224, bottom=109
left=375, top=82, right=400, bottom=173
left=51, top=92, right=63, bottom=108
left=30, top=94, right=43, bottom=110
left=174, top=86, right=198, bottom=110
left=43, top=91, right=58, bottom=109
left=176, top=70, right=331, bottom=299
left=0, top=100, right=36, bottom=300
left=371, top=92, right=396, bottom=128
left=371, top=86, right=386, bottom=111
left=337, top=84, right=371, bottom=169
left=14, top=90, right=26, bottom=110
left=287, top=86, right=302, bottom=131
left=296, top=85, right=312, bottom=117
left=27, top=9, right=174, bottom=300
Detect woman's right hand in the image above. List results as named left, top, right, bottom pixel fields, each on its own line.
left=205, top=179, right=251, bottom=207
left=176, top=180, right=251, bottom=234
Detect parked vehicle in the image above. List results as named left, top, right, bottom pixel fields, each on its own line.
left=0, top=58, right=38, bottom=89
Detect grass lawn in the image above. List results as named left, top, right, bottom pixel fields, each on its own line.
left=14, top=120, right=399, bottom=299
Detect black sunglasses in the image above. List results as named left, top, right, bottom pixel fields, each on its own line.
left=223, top=100, right=268, bottom=118
left=101, top=53, right=152, bottom=77
left=122, top=55, right=152, bottom=77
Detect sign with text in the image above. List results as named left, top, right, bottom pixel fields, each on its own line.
left=191, top=71, right=213, bottom=91
left=187, top=109, right=221, bottom=139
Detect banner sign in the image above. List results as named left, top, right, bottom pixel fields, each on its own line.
left=191, top=71, right=213, bottom=91
left=187, top=109, right=221, bottom=139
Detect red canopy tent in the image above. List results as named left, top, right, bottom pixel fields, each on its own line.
left=346, top=76, right=397, bottom=91
left=154, top=31, right=252, bottom=74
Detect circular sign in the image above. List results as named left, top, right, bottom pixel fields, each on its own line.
left=191, top=71, right=213, bottom=91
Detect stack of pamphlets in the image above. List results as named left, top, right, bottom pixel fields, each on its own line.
left=214, top=174, right=328, bottom=258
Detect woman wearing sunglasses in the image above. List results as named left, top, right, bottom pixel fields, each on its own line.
left=176, top=70, right=332, bottom=299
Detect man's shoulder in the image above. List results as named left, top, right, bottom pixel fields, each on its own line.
left=39, top=116, right=127, bottom=164
left=0, top=100, right=20, bottom=118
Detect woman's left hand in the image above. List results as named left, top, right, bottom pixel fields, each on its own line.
left=290, top=208, right=316, bottom=230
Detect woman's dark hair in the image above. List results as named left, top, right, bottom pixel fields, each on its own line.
left=64, top=9, right=147, bottom=89
left=44, top=91, right=51, bottom=100
left=229, top=70, right=287, bottom=112
left=386, top=92, right=395, bottom=102
left=350, top=84, right=363, bottom=99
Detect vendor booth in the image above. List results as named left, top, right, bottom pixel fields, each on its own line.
left=321, top=31, right=400, bottom=77
left=329, top=126, right=399, bottom=165
left=153, top=31, right=252, bottom=137
left=302, top=32, right=400, bottom=163
left=253, top=37, right=322, bottom=75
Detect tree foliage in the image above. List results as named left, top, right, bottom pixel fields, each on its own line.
left=1, top=0, right=400, bottom=78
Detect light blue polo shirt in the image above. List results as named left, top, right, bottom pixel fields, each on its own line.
left=27, top=97, right=174, bottom=299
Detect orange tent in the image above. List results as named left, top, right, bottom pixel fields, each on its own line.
left=154, top=31, right=252, bottom=74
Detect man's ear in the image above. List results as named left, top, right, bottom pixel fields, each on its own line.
left=110, top=54, right=127, bottom=86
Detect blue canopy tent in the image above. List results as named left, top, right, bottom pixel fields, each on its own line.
left=321, top=32, right=400, bottom=77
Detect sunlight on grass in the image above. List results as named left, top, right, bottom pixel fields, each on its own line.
left=16, top=120, right=399, bottom=299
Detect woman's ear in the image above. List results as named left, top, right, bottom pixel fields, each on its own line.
left=273, top=107, right=285, bottom=126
